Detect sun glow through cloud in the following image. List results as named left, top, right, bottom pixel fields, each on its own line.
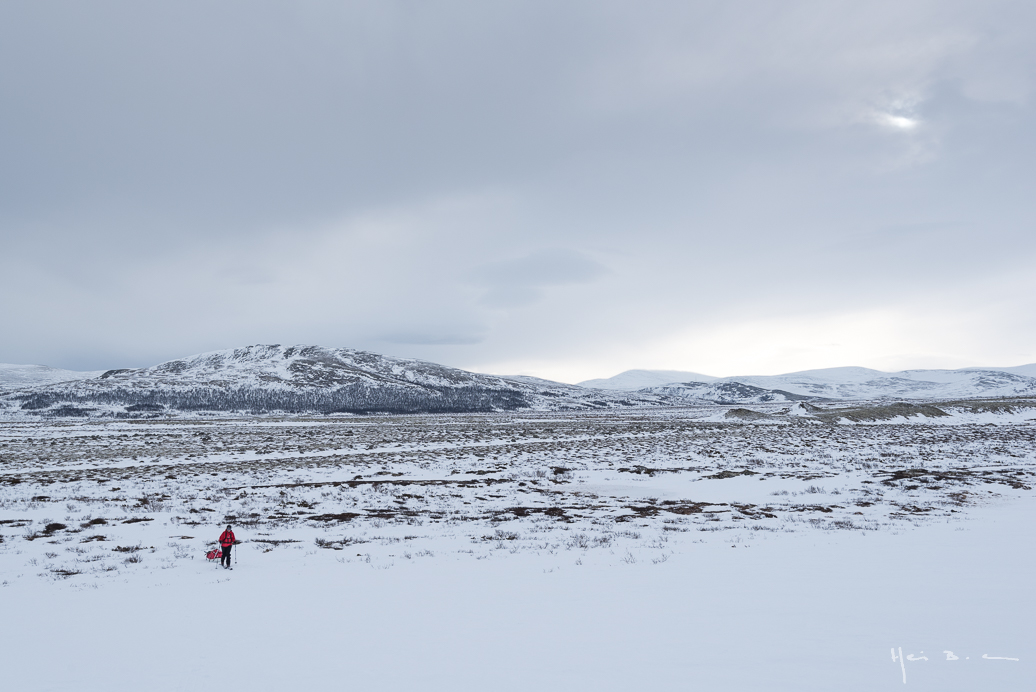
left=875, top=112, right=920, bottom=130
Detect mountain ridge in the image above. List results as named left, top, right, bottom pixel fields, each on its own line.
left=581, top=364, right=1036, bottom=400
left=0, top=344, right=680, bottom=417
left=2, top=346, right=1035, bottom=418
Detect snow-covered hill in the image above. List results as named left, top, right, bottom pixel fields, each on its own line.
left=0, top=363, right=103, bottom=391
left=579, top=369, right=718, bottom=389
left=638, top=381, right=812, bottom=405
left=582, top=364, right=1036, bottom=400
left=0, top=345, right=685, bottom=417
left=964, top=363, right=1036, bottom=378
left=723, top=367, right=1036, bottom=400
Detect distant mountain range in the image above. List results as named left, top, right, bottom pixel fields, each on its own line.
left=1, top=345, right=1035, bottom=418
left=580, top=365, right=1036, bottom=400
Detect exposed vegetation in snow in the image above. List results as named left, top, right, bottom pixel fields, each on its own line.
left=2, top=406, right=1033, bottom=585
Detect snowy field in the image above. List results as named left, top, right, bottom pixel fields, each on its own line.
left=1, top=408, right=1034, bottom=691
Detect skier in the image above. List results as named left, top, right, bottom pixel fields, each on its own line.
left=219, top=524, right=236, bottom=570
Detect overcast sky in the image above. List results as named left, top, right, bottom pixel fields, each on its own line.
left=2, top=1, right=1034, bottom=382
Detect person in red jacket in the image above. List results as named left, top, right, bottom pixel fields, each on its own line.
left=219, top=524, right=236, bottom=569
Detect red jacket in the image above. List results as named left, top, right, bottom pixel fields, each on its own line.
left=219, top=529, right=236, bottom=548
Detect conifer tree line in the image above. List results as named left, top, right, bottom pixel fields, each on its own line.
left=12, top=383, right=530, bottom=416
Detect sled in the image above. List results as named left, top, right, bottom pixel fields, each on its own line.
left=205, top=547, right=224, bottom=563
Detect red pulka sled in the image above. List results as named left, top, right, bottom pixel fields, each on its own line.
left=205, top=547, right=224, bottom=563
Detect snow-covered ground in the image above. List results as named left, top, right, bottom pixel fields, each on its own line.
left=1, top=410, right=1033, bottom=690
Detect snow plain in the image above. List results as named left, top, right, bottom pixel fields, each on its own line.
left=1, top=409, right=1034, bottom=691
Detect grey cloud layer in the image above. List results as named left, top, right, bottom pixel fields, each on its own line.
left=1, top=1, right=1034, bottom=374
